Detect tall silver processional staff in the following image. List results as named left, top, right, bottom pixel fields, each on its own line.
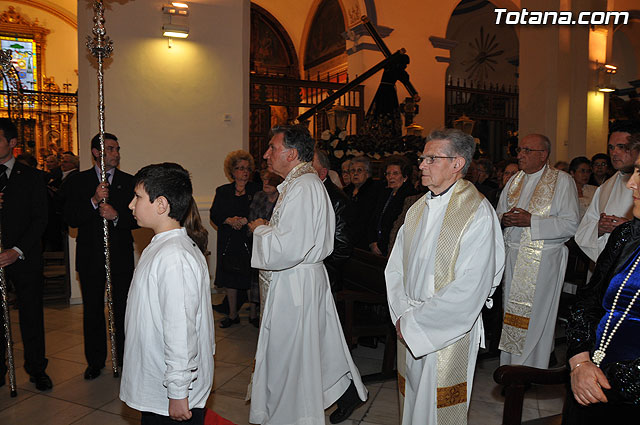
left=86, top=0, right=118, bottom=377
left=0, top=49, right=22, bottom=398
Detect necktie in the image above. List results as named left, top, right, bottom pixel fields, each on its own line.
left=0, top=164, right=8, bottom=192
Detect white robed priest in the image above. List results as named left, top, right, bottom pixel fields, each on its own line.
left=575, top=126, right=640, bottom=262
left=385, top=129, right=505, bottom=425
left=497, top=134, right=580, bottom=368
left=247, top=125, right=367, bottom=425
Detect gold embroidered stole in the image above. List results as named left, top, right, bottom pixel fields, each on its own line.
left=397, top=179, right=483, bottom=425
left=498, top=166, right=558, bottom=355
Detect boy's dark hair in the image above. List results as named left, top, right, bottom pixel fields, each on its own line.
left=0, top=118, right=18, bottom=141
left=133, top=163, right=192, bottom=222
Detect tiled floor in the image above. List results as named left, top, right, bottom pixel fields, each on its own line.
left=0, top=299, right=565, bottom=424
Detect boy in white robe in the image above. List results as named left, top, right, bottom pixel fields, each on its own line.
left=120, top=163, right=214, bottom=424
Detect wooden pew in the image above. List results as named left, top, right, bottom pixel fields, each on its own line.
left=334, top=248, right=396, bottom=382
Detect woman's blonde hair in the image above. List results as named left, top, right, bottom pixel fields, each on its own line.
left=224, top=150, right=255, bottom=181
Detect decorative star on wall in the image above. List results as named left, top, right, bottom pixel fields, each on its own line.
left=462, top=26, right=504, bottom=81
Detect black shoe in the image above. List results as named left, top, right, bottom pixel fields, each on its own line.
left=329, top=401, right=362, bottom=424
left=84, top=366, right=102, bottom=380
left=29, top=372, right=53, bottom=391
left=249, top=317, right=260, bottom=328
left=219, top=316, right=240, bottom=328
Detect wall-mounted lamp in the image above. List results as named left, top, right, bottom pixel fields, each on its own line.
left=163, top=2, right=189, bottom=16
left=597, top=62, right=617, bottom=93
left=162, top=2, right=189, bottom=46
left=163, top=24, right=189, bottom=38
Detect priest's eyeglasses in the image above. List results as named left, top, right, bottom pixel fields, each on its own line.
left=418, top=155, right=456, bottom=165
left=515, top=147, right=546, bottom=154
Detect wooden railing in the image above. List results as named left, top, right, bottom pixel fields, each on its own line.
left=249, top=75, right=364, bottom=163
left=445, top=78, right=518, bottom=160
left=0, top=88, right=77, bottom=162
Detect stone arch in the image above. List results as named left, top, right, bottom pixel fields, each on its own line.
left=9, top=0, right=76, bottom=29
left=446, top=0, right=519, bottom=85
left=300, top=0, right=347, bottom=78
left=251, top=3, right=300, bottom=78
left=444, top=0, right=520, bottom=160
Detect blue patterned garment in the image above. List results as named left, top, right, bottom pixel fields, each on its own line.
left=596, top=247, right=640, bottom=365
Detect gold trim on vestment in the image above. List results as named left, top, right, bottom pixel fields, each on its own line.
left=499, top=166, right=559, bottom=356
left=503, top=313, right=530, bottom=330
left=397, top=179, right=483, bottom=425
left=437, top=382, right=468, bottom=408
left=398, top=373, right=406, bottom=397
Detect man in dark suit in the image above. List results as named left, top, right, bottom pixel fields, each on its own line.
left=312, top=149, right=353, bottom=292
left=62, top=133, right=136, bottom=380
left=60, top=151, right=79, bottom=183
left=0, top=118, right=51, bottom=390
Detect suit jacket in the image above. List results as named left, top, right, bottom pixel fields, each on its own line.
left=46, top=167, right=63, bottom=189
left=324, top=178, right=353, bottom=266
left=62, top=167, right=137, bottom=276
left=1, top=160, right=48, bottom=268
left=323, top=178, right=353, bottom=291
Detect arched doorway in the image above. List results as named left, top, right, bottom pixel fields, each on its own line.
left=445, top=0, right=519, bottom=160
left=303, top=0, right=348, bottom=82
left=249, top=4, right=299, bottom=162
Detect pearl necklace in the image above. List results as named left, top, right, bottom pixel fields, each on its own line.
left=592, top=253, right=640, bottom=367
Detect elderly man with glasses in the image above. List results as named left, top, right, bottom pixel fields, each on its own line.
left=497, top=133, right=580, bottom=369
left=386, top=128, right=504, bottom=424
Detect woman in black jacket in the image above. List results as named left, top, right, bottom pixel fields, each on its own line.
left=368, top=155, right=416, bottom=257
left=565, top=155, right=640, bottom=423
left=210, top=150, right=259, bottom=328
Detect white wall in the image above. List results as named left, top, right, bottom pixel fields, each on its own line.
left=72, top=0, right=250, bottom=299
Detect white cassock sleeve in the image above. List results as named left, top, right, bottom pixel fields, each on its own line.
left=574, top=185, right=603, bottom=262
left=158, top=252, right=201, bottom=399
left=385, top=226, right=412, bottom=325
left=530, top=174, right=580, bottom=241
left=251, top=179, right=332, bottom=270
left=393, top=203, right=505, bottom=359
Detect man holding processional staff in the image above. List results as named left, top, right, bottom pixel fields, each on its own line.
left=0, top=118, right=52, bottom=391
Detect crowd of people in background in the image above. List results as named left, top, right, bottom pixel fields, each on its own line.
left=206, top=122, right=640, bottom=421
left=12, top=149, right=80, bottom=252
left=211, top=136, right=620, bottom=332
left=3, top=116, right=640, bottom=423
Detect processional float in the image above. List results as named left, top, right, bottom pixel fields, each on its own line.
left=86, top=0, right=119, bottom=377
left=0, top=48, right=22, bottom=398
left=296, top=16, right=419, bottom=125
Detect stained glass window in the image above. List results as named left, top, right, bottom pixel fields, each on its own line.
left=0, top=35, right=37, bottom=91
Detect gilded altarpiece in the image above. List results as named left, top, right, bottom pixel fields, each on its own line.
left=0, top=6, right=77, bottom=160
